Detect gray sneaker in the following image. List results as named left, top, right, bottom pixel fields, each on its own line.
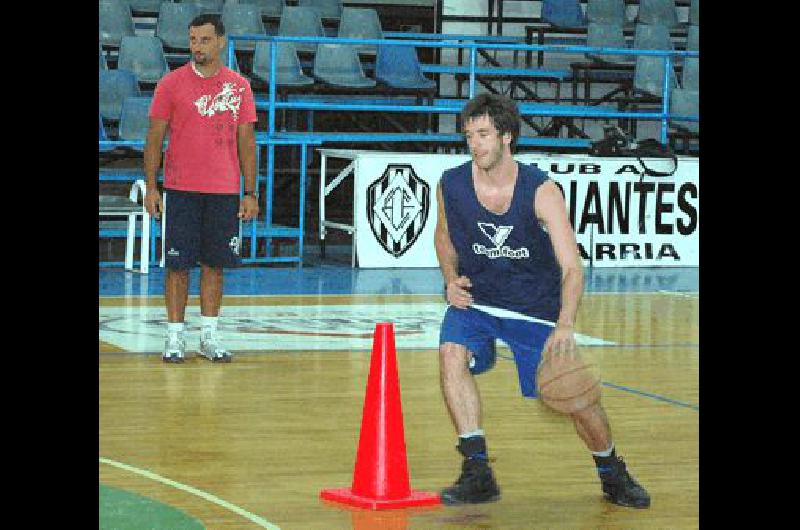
left=199, top=333, right=232, bottom=363
left=163, top=336, right=186, bottom=363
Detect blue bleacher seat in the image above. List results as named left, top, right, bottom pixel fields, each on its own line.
left=99, top=0, right=135, bottom=48
left=375, top=45, right=435, bottom=90
left=100, top=43, right=108, bottom=70
left=278, top=6, right=326, bottom=54
left=681, top=55, right=698, bottom=91
left=118, top=97, right=154, bottom=145
left=99, top=114, right=115, bottom=151
left=100, top=69, right=142, bottom=121
left=297, top=0, right=342, bottom=21
left=252, top=42, right=314, bottom=86
left=313, top=44, right=376, bottom=87
left=686, top=24, right=698, bottom=51
left=670, top=88, right=698, bottom=133
left=337, top=7, right=383, bottom=55
left=689, top=0, right=699, bottom=26
left=632, top=23, right=678, bottom=97
left=541, top=0, right=587, bottom=29
left=238, top=0, right=285, bottom=19
left=118, top=35, right=170, bottom=84
left=181, top=0, right=224, bottom=14
left=586, top=0, right=627, bottom=25
left=127, top=0, right=165, bottom=14
left=99, top=114, right=106, bottom=140
left=635, top=0, right=680, bottom=28
left=156, top=2, right=200, bottom=50
left=585, top=21, right=630, bottom=64
left=222, top=3, right=266, bottom=51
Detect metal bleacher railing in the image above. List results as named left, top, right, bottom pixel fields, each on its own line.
left=228, top=33, right=697, bottom=145
left=100, top=31, right=697, bottom=269
left=99, top=135, right=321, bottom=268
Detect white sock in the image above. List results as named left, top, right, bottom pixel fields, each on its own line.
left=201, top=316, right=218, bottom=338
left=167, top=322, right=184, bottom=339
left=591, top=442, right=615, bottom=458
left=459, top=429, right=485, bottom=439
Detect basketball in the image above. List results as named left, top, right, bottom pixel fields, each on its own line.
left=536, top=351, right=601, bottom=414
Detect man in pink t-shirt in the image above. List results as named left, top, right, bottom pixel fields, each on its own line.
left=144, top=14, right=258, bottom=364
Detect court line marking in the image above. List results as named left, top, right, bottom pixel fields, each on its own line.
left=98, top=291, right=699, bottom=303
left=99, top=343, right=699, bottom=357
left=496, top=353, right=698, bottom=411
left=601, top=381, right=699, bottom=411
left=657, top=290, right=699, bottom=298
left=99, top=457, right=280, bottom=530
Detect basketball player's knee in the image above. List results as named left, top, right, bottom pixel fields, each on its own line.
left=440, top=342, right=471, bottom=373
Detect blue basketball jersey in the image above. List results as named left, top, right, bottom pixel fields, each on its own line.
left=440, top=161, right=561, bottom=321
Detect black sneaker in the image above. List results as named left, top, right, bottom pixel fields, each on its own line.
left=441, top=457, right=501, bottom=505
left=597, top=457, right=650, bottom=508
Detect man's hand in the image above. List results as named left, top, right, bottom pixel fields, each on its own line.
left=144, top=186, right=162, bottom=219
left=446, top=275, right=473, bottom=308
left=238, top=195, right=259, bottom=221
left=543, top=323, right=577, bottom=357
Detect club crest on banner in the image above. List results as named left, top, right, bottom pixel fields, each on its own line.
left=366, top=164, right=430, bottom=258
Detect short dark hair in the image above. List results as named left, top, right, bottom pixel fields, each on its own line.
left=189, top=14, right=225, bottom=36
left=461, top=93, right=521, bottom=152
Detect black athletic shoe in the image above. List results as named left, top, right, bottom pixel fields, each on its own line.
left=597, top=457, right=651, bottom=508
left=441, top=457, right=501, bottom=505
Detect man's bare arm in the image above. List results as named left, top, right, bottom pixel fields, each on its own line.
left=237, top=122, right=257, bottom=193
left=143, top=118, right=169, bottom=217
left=143, top=118, right=169, bottom=191
left=536, top=180, right=584, bottom=353
left=435, top=182, right=473, bottom=307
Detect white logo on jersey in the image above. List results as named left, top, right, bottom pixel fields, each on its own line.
left=473, top=222, right=529, bottom=259
left=194, top=82, right=244, bottom=119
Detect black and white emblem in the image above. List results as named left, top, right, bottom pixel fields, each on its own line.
left=366, top=164, right=430, bottom=258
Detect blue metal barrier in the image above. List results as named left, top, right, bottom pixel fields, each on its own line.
left=225, top=33, right=698, bottom=144
left=98, top=136, right=321, bottom=267
left=101, top=33, right=698, bottom=268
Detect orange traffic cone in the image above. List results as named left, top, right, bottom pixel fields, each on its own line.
left=320, top=322, right=441, bottom=510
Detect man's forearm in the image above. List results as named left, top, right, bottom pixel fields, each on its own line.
left=434, top=231, right=459, bottom=285
left=239, top=136, right=257, bottom=193
left=557, top=266, right=584, bottom=327
left=143, top=141, right=162, bottom=189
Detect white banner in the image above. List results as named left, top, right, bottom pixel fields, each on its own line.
left=352, top=152, right=698, bottom=268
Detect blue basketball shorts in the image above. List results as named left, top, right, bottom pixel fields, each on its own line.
left=439, top=306, right=556, bottom=398
left=163, top=189, right=241, bottom=270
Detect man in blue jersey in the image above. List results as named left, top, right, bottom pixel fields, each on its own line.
left=434, top=93, right=650, bottom=508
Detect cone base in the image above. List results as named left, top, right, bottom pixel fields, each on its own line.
left=320, top=487, right=441, bottom=510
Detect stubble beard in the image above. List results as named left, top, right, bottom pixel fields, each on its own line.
left=475, top=147, right=504, bottom=172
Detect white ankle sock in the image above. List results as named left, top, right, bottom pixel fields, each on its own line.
left=167, top=322, right=184, bottom=339
left=459, top=429, right=485, bottom=439
left=201, top=316, right=218, bottom=338
left=591, top=442, right=615, bottom=458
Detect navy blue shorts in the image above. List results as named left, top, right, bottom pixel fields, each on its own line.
left=439, top=306, right=555, bottom=398
left=163, top=189, right=241, bottom=270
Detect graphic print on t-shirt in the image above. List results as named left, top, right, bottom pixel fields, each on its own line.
left=193, top=82, right=245, bottom=119
left=473, top=222, right=530, bottom=259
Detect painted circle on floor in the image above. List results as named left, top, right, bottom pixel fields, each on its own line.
left=100, top=484, right=204, bottom=529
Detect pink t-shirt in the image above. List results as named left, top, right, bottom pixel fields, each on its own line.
left=149, top=63, right=257, bottom=194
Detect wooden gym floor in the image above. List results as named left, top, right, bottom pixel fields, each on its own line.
left=99, top=266, right=699, bottom=529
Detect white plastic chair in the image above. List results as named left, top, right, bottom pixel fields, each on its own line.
left=99, top=179, right=150, bottom=273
